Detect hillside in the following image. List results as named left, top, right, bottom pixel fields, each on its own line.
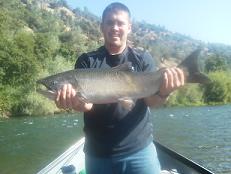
left=2, top=0, right=231, bottom=65
left=13, top=1, right=231, bottom=64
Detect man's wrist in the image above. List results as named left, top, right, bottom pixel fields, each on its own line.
left=156, top=91, right=170, bottom=100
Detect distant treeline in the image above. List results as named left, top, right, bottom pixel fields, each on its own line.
left=0, top=0, right=230, bottom=117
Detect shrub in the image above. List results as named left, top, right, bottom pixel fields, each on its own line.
left=167, top=84, right=204, bottom=106
left=203, top=71, right=231, bottom=104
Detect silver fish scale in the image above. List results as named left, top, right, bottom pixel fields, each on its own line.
left=75, top=70, right=141, bottom=103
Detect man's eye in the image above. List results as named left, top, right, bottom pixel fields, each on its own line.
left=106, top=21, right=113, bottom=26
left=117, top=21, right=125, bottom=26
left=105, top=20, right=127, bottom=27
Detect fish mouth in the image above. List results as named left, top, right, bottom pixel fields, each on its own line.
left=36, top=79, right=56, bottom=94
left=36, top=88, right=55, bottom=94
left=36, top=79, right=57, bottom=99
left=36, top=89, right=56, bottom=100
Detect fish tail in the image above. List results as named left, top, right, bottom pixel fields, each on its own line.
left=178, top=49, right=211, bottom=84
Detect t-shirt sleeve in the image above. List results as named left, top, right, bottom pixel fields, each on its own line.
left=142, top=51, right=157, bottom=72
left=74, top=53, right=90, bottom=69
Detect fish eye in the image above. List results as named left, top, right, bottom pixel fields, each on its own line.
left=52, top=81, right=58, bottom=86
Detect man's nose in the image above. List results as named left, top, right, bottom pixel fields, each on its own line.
left=112, top=24, right=119, bottom=31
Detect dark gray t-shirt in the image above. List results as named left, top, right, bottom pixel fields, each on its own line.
left=75, top=46, right=157, bottom=157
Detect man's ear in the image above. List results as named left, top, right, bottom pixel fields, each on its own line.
left=128, top=23, right=132, bottom=33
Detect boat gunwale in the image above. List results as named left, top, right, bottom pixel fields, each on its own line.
left=154, top=140, right=214, bottom=174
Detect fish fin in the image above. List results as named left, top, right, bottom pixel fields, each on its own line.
left=112, top=62, right=134, bottom=72
left=118, top=98, right=135, bottom=111
left=190, top=72, right=211, bottom=84
left=178, top=49, right=211, bottom=84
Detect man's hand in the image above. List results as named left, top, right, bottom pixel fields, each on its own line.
left=55, top=84, right=93, bottom=112
left=159, top=67, right=185, bottom=97
left=144, top=67, right=185, bottom=107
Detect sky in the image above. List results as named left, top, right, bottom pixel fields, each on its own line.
left=65, top=0, right=231, bottom=45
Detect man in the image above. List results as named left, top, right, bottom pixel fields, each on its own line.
left=56, top=2, right=184, bottom=174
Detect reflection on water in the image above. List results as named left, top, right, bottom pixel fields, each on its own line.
left=0, top=114, right=84, bottom=174
left=0, top=105, right=230, bottom=174
left=152, top=105, right=231, bottom=174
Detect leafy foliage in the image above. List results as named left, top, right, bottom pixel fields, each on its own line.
left=205, top=54, right=228, bottom=72
left=203, top=71, right=231, bottom=104
left=167, top=84, right=204, bottom=106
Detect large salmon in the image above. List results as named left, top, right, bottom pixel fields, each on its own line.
left=37, top=49, right=210, bottom=104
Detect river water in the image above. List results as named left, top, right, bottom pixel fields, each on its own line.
left=0, top=105, right=230, bottom=174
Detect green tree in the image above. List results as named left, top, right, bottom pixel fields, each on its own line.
left=0, top=33, right=38, bottom=86
left=203, top=71, right=231, bottom=104
left=205, top=54, right=228, bottom=72
left=34, top=33, right=59, bottom=69
left=50, top=0, right=69, bottom=8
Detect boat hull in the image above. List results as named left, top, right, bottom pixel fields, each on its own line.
left=37, top=138, right=214, bottom=174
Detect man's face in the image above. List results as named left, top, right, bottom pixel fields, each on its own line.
left=101, top=10, right=131, bottom=49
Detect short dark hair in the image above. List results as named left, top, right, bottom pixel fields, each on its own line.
left=102, top=2, right=131, bottom=23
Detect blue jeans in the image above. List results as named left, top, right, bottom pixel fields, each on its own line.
left=85, top=142, right=161, bottom=174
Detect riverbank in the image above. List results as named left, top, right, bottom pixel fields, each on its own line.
left=1, top=100, right=230, bottom=118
